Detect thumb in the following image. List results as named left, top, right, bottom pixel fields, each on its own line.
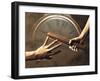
left=69, top=39, right=72, bottom=45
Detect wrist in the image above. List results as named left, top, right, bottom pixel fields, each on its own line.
left=78, top=35, right=83, bottom=40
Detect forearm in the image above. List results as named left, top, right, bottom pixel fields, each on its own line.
left=79, top=17, right=89, bottom=39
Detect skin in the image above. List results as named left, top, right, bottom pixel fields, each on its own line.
left=69, top=17, right=90, bottom=52
left=25, top=17, right=90, bottom=60
left=25, top=36, right=62, bottom=60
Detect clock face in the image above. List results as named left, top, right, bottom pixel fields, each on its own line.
left=33, top=15, right=81, bottom=49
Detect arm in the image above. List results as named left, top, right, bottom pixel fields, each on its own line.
left=25, top=36, right=62, bottom=60
left=79, top=17, right=89, bottom=40
left=69, top=17, right=89, bottom=52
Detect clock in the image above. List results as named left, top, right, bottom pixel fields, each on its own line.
left=32, top=14, right=81, bottom=49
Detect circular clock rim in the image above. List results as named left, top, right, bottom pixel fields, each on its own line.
left=32, top=14, right=81, bottom=42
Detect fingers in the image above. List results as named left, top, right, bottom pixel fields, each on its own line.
left=69, top=45, right=78, bottom=52
left=69, top=37, right=80, bottom=52
left=69, top=39, right=72, bottom=45
left=48, top=43, right=62, bottom=51
left=46, top=39, right=58, bottom=48
left=42, top=36, right=49, bottom=46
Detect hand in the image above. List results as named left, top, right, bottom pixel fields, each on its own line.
left=69, top=36, right=81, bottom=52
left=25, top=36, right=62, bottom=60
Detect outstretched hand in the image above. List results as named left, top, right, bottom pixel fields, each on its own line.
left=25, top=36, right=62, bottom=60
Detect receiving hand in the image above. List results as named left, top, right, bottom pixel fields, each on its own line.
left=69, top=36, right=81, bottom=52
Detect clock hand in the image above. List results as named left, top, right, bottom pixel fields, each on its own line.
left=47, top=32, right=86, bottom=50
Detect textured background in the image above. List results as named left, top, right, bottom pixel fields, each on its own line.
left=25, top=13, right=89, bottom=68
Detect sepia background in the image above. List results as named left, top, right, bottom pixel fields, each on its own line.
left=25, top=12, right=89, bottom=68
